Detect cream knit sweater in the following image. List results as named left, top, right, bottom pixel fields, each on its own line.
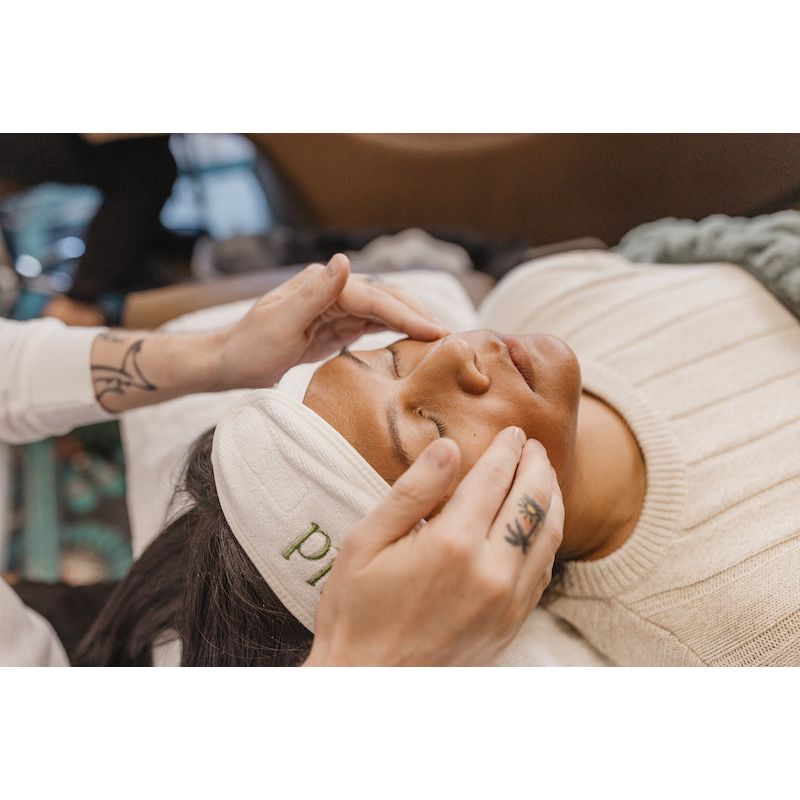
left=480, top=251, right=800, bottom=666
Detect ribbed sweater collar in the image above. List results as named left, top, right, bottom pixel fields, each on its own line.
left=556, top=358, right=688, bottom=598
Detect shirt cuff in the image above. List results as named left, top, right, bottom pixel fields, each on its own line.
left=2, top=320, right=114, bottom=444
left=31, top=323, right=114, bottom=433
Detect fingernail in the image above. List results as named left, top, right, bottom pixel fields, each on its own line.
left=325, top=255, right=344, bottom=278
left=504, top=426, right=525, bottom=446
left=422, top=439, right=452, bottom=469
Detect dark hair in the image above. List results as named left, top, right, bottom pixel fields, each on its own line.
left=76, top=429, right=313, bottom=666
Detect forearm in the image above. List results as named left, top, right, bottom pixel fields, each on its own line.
left=90, top=329, right=229, bottom=413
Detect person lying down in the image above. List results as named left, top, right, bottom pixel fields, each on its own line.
left=78, top=251, right=800, bottom=667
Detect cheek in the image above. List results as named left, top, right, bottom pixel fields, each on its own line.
left=451, top=400, right=577, bottom=488
left=409, top=407, right=579, bottom=521
left=445, top=411, right=499, bottom=479
left=533, top=409, right=577, bottom=482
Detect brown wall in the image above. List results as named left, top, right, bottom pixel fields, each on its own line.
left=248, top=133, right=800, bottom=246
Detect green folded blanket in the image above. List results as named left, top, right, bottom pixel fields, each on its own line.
left=615, top=210, right=800, bottom=319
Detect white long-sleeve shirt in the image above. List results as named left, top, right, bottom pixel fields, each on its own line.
left=1, top=318, right=110, bottom=666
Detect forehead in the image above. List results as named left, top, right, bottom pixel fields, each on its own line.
left=303, top=352, right=403, bottom=483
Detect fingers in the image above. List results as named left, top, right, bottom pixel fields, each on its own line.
left=351, top=276, right=435, bottom=320
left=486, top=439, right=555, bottom=573
left=286, top=256, right=351, bottom=329
left=516, top=476, right=564, bottom=614
left=438, top=427, right=527, bottom=541
left=344, top=438, right=462, bottom=560
left=286, top=255, right=449, bottom=342
left=338, top=274, right=449, bottom=341
left=299, top=317, right=384, bottom=363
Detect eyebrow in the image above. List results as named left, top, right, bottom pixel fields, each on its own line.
left=386, top=399, right=413, bottom=469
left=340, top=347, right=412, bottom=469
left=340, top=347, right=374, bottom=372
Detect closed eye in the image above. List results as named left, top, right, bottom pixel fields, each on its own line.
left=418, top=408, right=448, bottom=437
left=388, top=342, right=447, bottom=438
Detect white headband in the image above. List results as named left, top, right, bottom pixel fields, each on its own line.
left=211, top=334, right=400, bottom=632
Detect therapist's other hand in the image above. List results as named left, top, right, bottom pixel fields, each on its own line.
left=214, top=253, right=448, bottom=390
left=304, top=428, right=565, bottom=667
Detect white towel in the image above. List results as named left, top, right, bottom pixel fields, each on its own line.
left=212, top=335, right=402, bottom=633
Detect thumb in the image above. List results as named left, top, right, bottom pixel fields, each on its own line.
left=291, top=254, right=351, bottom=328
left=346, top=438, right=461, bottom=560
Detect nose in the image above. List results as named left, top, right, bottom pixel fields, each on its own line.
left=421, top=335, right=491, bottom=395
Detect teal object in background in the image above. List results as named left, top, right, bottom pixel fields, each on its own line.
left=1, top=136, right=267, bottom=580
left=62, top=522, right=132, bottom=580
left=21, top=441, right=61, bottom=581
left=1, top=183, right=133, bottom=581
left=10, top=289, right=50, bottom=321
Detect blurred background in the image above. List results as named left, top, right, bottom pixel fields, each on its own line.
left=2, top=132, right=800, bottom=652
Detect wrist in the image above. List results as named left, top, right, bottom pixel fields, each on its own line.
left=172, top=328, right=232, bottom=394
left=204, top=321, right=287, bottom=392
left=188, top=328, right=234, bottom=392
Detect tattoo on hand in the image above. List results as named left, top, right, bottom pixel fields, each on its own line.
left=91, top=338, right=156, bottom=404
left=518, top=495, right=545, bottom=526
left=504, top=494, right=546, bottom=555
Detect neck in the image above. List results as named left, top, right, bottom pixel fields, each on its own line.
left=560, top=392, right=646, bottom=561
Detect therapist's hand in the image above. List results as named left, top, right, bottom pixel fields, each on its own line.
left=304, top=427, right=565, bottom=667
left=90, top=253, right=447, bottom=413
left=213, top=253, right=448, bottom=390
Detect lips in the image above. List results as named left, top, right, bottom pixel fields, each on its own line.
left=500, top=335, right=536, bottom=392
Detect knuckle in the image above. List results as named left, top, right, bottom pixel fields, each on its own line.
left=298, top=263, right=325, bottom=297
left=538, top=558, right=558, bottom=591
left=439, top=531, right=472, bottom=562
left=478, top=566, right=512, bottom=604
left=499, top=434, right=524, bottom=457
left=526, top=484, right=549, bottom=508
left=485, top=432, right=522, bottom=463
left=393, top=476, right=430, bottom=508
left=524, top=576, right=548, bottom=610
left=503, top=605, right=527, bottom=638
left=543, top=520, right=564, bottom=552
left=483, top=460, right=512, bottom=488
left=364, top=288, right=386, bottom=306
left=395, top=291, right=425, bottom=314
left=334, top=537, right=361, bottom=567
left=535, top=574, right=551, bottom=602
left=551, top=489, right=566, bottom=523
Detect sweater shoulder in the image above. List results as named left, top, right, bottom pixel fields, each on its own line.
left=478, top=250, right=745, bottom=337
